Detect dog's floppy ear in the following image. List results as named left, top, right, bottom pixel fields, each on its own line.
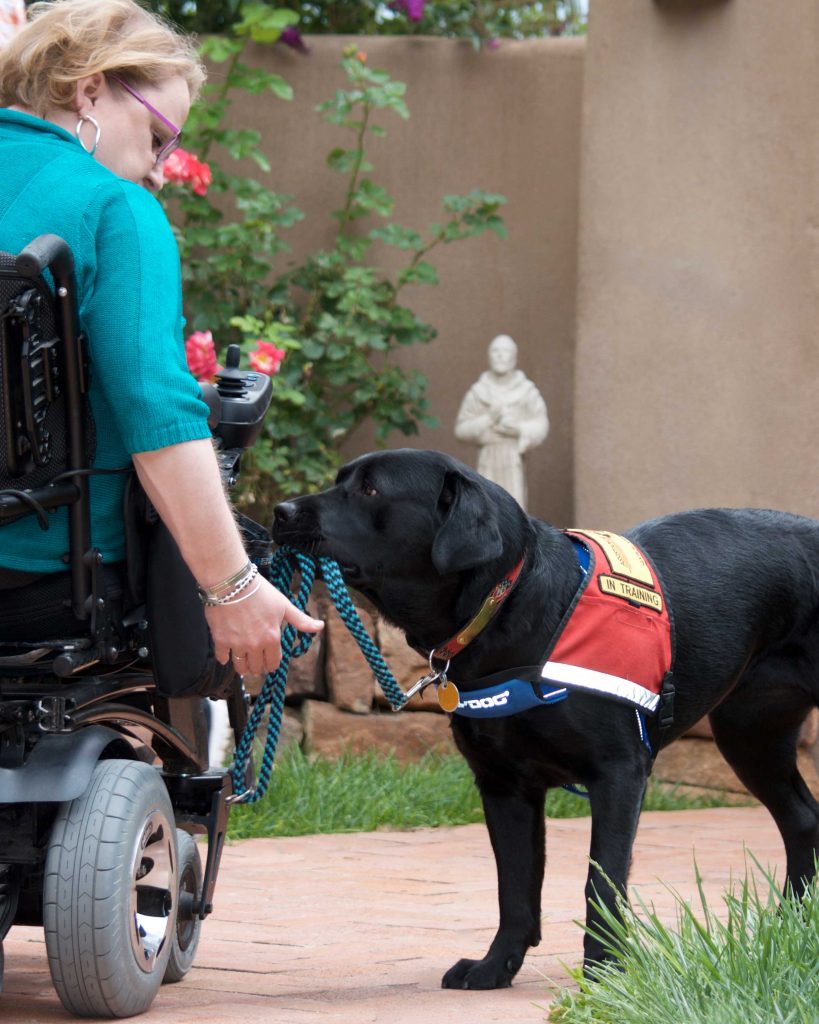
left=431, top=470, right=504, bottom=574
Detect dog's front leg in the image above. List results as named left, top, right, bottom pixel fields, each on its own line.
left=442, top=784, right=545, bottom=990
left=582, top=768, right=648, bottom=973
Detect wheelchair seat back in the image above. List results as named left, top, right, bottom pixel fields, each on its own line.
left=0, top=236, right=97, bottom=626
left=0, top=249, right=94, bottom=495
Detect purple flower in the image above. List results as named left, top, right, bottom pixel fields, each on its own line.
left=486, top=37, right=501, bottom=51
left=279, top=25, right=309, bottom=54
left=393, top=0, right=425, bottom=21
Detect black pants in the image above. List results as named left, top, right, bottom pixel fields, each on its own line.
left=0, top=539, right=237, bottom=700
left=0, top=563, right=125, bottom=641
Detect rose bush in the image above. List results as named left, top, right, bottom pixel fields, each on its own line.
left=164, top=11, right=507, bottom=516
left=146, top=1, right=586, bottom=45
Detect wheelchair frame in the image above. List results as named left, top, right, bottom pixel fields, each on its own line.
left=0, top=235, right=269, bottom=1016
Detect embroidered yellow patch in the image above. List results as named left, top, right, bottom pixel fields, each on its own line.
left=571, top=529, right=654, bottom=586
left=599, top=574, right=664, bottom=612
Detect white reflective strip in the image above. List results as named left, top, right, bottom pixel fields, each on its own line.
left=541, top=661, right=661, bottom=713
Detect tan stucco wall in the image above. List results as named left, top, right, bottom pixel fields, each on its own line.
left=574, top=0, right=819, bottom=530
left=228, top=36, right=584, bottom=524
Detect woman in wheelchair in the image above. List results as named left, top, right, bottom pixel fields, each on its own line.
left=0, top=1, right=323, bottom=1016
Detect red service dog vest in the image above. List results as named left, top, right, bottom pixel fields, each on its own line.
left=541, top=530, right=673, bottom=714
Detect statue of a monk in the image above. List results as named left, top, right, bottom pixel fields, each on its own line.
left=454, top=334, right=549, bottom=510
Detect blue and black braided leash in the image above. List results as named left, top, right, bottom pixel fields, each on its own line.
left=229, top=546, right=407, bottom=803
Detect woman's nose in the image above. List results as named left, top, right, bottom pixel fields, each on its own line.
left=145, top=162, right=166, bottom=193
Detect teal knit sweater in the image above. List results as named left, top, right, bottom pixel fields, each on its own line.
left=0, top=109, right=211, bottom=571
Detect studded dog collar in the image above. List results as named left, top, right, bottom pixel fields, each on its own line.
left=430, top=552, right=527, bottom=662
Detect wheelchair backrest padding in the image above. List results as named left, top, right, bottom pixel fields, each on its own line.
left=0, top=250, right=95, bottom=503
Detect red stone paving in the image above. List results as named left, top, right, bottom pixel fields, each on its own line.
left=3, top=807, right=784, bottom=1023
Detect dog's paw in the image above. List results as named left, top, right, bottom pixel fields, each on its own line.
left=441, top=954, right=521, bottom=990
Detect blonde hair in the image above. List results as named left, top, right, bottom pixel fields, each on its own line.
left=0, top=0, right=205, bottom=116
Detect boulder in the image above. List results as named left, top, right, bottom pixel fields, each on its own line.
left=654, top=736, right=819, bottom=795
left=374, top=619, right=443, bottom=712
left=325, top=601, right=377, bottom=714
left=302, top=700, right=455, bottom=762
left=685, top=709, right=818, bottom=749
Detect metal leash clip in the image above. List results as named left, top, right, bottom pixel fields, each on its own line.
left=401, top=653, right=451, bottom=705
left=225, top=788, right=254, bottom=805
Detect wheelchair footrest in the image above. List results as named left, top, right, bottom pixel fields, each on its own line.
left=163, top=770, right=232, bottom=919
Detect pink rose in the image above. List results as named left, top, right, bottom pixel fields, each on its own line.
left=249, top=340, right=286, bottom=376
left=164, top=148, right=213, bottom=197
left=185, top=330, right=219, bottom=381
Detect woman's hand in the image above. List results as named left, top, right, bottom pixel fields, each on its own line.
left=134, top=440, right=324, bottom=676
left=205, top=575, right=323, bottom=677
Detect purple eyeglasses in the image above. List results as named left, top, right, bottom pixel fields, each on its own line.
left=109, top=74, right=182, bottom=164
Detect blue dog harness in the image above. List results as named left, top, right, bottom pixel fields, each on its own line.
left=449, top=671, right=653, bottom=757
left=453, top=677, right=568, bottom=717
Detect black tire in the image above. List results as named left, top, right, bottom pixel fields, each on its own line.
left=163, top=830, right=203, bottom=984
left=43, top=759, right=178, bottom=1018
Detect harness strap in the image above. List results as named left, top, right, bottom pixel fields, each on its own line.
left=452, top=677, right=567, bottom=717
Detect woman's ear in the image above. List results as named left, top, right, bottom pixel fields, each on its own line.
left=431, top=470, right=504, bottom=574
left=72, top=73, right=105, bottom=114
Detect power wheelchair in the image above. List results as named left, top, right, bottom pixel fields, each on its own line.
left=0, top=235, right=271, bottom=1017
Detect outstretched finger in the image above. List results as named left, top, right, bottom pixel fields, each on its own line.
left=284, top=603, right=324, bottom=634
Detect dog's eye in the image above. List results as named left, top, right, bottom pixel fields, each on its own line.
left=361, top=481, right=378, bottom=497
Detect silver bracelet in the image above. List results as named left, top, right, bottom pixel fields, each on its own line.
left=198, top=560, right=253, bottom=599
left=212, top=577, right=263, bottom=607
left=198, top=562, right=258, bottom=606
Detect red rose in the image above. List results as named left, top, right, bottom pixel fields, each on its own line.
left=164, top=148, right=213, bottom=197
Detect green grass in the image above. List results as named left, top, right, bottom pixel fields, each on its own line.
left=549, top=863, right=819, bottom=1024
left=226, top=744, right=746, bottom=839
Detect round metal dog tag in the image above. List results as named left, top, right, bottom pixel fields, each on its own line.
left=437, top=680, right=460, bottom=713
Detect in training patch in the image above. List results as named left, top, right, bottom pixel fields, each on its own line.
left=598, top=574, right=664, bottom=612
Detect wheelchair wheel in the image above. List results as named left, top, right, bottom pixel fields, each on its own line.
left=163, top=830, right=203, bottom=984
left=43, top=759, right=178, bottom=1018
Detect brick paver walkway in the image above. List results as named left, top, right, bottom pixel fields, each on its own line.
left=3, top=807, right=783, bottom=1023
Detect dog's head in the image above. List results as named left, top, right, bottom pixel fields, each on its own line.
left=272, top=449, right=529, bottom=640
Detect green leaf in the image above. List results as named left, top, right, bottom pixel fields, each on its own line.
left=369, top=224, right=423, bottom=250
left=267, top=75, right=294, bottom=101
left=234, top=4, right=299, bottom=41
left=200, top=36, right=244, bottom=63
left=398, top=261, right=439, bottom=287
left=249, top=149, right=272, bottom=173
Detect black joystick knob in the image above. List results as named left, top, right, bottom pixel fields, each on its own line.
left=215, top=343, right=247, bottom=397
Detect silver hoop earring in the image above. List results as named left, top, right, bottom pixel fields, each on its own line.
left=75, top=113, right=101, bottom=156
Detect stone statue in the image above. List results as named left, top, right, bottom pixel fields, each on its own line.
left=454, top=334, right=549, bottom=510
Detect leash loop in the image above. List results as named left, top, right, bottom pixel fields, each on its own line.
left=229, top=546, right=405, bottom=803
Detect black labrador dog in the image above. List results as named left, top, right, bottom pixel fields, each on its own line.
left=272, top=448, right=819, bottom=989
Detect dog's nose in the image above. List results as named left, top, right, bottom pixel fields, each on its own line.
left=273, top=501, right=298, bottom=527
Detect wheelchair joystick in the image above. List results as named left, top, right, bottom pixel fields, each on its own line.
left=210, top=343, right=273, bottom=451
left=215, top=344, right=245, bottom=396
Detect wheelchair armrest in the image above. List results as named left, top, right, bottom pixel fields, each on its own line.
left=0, top=480, right=80, bottom=528
left=199, top=382, right=221, bottom=431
